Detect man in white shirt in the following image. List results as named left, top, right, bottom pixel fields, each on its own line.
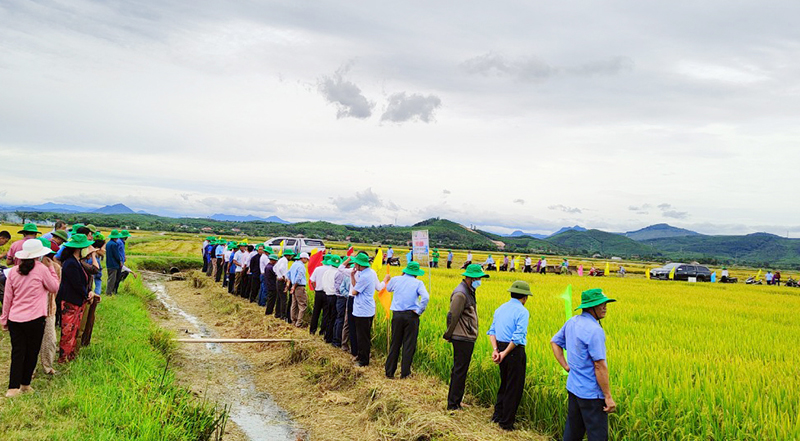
left=273, top=250, right=293, bottom=321
left=309, top=255, right=331, bottom=336
left=524, top=256, right=532, bottom=273
left=222, top=243, right=233, bottom=288
left=321, top=255, right=342, bottom=344
left=233, top=243, right=249, bottom=298
left=540, top=257, right=548, bottom=275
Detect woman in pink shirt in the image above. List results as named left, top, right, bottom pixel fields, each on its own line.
left=1, top=239, right=59, bottom=398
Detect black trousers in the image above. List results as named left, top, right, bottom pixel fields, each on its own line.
left=227, top=273, right=235, bottom=293
left=492, top=342, right=526, bottom=429
left=285, top=285, right=293, bottom=323
left=385, top=310, right=420, bottom=378
left=202, top=256, right=208, bottom=273
left=7, top=317, right=46, bottom=389
left=309, top=290, right=327, bottom=335
left=265, top=288, right=278, bottom=315
left=353, top=316, right=373, bottom=366
left=347, top=296, right=358, bottom=356
left=323, top=296, right=337, bottom=343
left=274, top=280, right=286, bottom=318
left=447, top=261, right=452, bottom=268
left=563, top=392, right=608, bottom=441
left=447, top=340, right=475, bottom=409
left=249, top=273, right=261, bottom=303
left=222, top=262, right=229, bottom=286
left=214, top=258, right=224, bottom=282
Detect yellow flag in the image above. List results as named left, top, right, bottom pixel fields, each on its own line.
left=605, top=262, right=610, bottom=276
left=646, top=268, right=651, bottom=280
left=372, top=249, right=384, bottom=273
left=513, top=256, right=519, bottom=271
left=756, top=269, right=762, bottom=281
left=668, top=266, right=676, bottom=280
left=376, top=287, right=392, bottom=321
left=279, top=240, right=285, bottom=256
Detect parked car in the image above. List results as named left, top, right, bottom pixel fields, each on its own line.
left=265, top=237, right=326, bottom=255
left=650, top=263, right=713, bottom=282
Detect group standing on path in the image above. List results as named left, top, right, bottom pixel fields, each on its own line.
left=199, top=238, right=617, bottom=440
left=1, top=222, right=137, bottom=398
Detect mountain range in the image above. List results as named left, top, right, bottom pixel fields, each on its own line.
left=208, top=213, right=289, bottom=224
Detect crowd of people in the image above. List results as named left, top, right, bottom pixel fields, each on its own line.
left=200, top=237, right=617, bottom=438
left=0, top=222, right=136, bottom=398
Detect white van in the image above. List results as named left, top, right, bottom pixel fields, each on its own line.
left=265, top=237, right=326, bottom=255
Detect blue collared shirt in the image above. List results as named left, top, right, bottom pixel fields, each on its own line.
left=106, top=239, right=122, bottom=269
left=215, top=245, right=225, bottom=258
left=120, top=239, right=127, bottom=262
left=551, top=312, right=608, bottom=399
left=387, top=274, right=429, bottom=315
left=487, top=298, right=529, bottom=346
left=288, top=261, right=307, bottom=285
left=351, top=267, right=377, bottom=317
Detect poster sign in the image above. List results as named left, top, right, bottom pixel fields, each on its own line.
left=412, top=230, right=429, bottom=265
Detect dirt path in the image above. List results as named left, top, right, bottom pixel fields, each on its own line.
left=146, top=277, right=302, bottom=441
left=156, top=272, right=548, bottom=441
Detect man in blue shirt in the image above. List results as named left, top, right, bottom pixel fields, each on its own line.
left=551, top=288, right=617, bottom=441
left=214, top=240, right=225, bottom=283
left=447, top=250, right=453, bottom=269
left=350, top=253, right=377, bottom=367
left=487, top=280, right=531, bottom=431
left=287, top=252, right=309, bottom=327
left=384, top=261, right=429, bottom=379
left=105, top=230, right=124, bottom=295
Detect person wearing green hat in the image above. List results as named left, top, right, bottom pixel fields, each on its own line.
left=7, top=223, right=41, bottom=266
left=249, top=244, right=266, bottom=304
left=232, top=242, right=251, bottom=298
left=487, top=281, right=532, bottom=431
left=431, top=248, right=440, bottom=268
left=539, top=256, right=547, bottom=274
left=49, top=229, right=69, bottom=253
left=275, top=249, right=295, bottom=322
left=444, top=263, right=489, bottom=410
left=320, top=254, right=343, bottom=345
left=263, top=254, right=280, bottom=315
left=349, top=252, right=378, bottom=367
left=551, top=288, right=617, bottom=441
left=384, top=261, right=429, bottom=379
left=225, top=243, right=238, bottom=294
left=309, top=254, right=333, bottom=337
left=56, top=233, right=95, bottom=364
left=202, top=236, right=212, bottom=273
left=214, top=240, right=226, bottom=283
left=287, top=252, right=310, bottom=327
left=105, top=230, right=124, bottom=295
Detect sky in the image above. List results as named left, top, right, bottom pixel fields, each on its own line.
left=2, top=1, right=800, bottom=237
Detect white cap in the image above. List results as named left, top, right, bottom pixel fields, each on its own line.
left=298, top=252, right=310, bottom=259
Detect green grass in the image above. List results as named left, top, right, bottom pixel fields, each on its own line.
left=0, top=273, right=226, bottom=440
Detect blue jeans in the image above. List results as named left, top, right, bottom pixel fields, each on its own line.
left=258, top=275, right=267, bottom=306
left=94, top=277, right=102, bottom=295
left=333, top=296, right=347, bottom=347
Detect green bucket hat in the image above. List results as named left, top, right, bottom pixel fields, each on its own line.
left=64, top=233, right=93, bottom=249
left=70, top=223, right=85, bottom=232
left=238, top=241, right=248, bottom=247
left=461, top=263, right=489, bottom=279
left=121, top=230, right=131, bottom=238
left=403, top=261, right=425, bottom=277
left=18, top=223, right=40, bottom=235
left=256, top=244, right=265, bottom=251
left=268, top=253, right=279, bottom=261
left=37, top=237, right=53, bottom=250
left=351, top=253, right=371, bottom=267
left=52, top=230, right=69, bottom=242
left=94, top=232, right=106, bottom=241
left=85, top=224, right=98, bottom=233
left=109, top=229, right=123, bottom=239
left=508, top=280, right=532, bottom=296
left=322, top=254, right=332, bottom=265
left=283, top=249, right=296, bottom=256
left=575, top=288, right=616, bottom=310
left=206, top=236, right=214, bottom=240
left=329, top=255, right=342, bottom=266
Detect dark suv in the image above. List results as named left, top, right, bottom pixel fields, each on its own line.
left=650, top=263, right=713, bottom=282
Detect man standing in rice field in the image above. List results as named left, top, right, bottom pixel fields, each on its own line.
left=487, top=280, right=531, bottom=431
left=551, top=288, right=617, bottom=441
left=447, top=250, right=453, bottom=269
left=384, top=261, right=430, bottom=379
left=443, top=263, right=489, bottom=411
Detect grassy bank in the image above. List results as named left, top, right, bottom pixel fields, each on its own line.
left=0, top=271, right=226, bottom=440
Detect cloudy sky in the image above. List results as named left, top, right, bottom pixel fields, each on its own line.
left=2, top=1, right=800, bottom=236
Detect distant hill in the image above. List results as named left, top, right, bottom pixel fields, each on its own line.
left=624, top=223, right=700, bottom=241
left=0, top=202, right=93, bottom=213
left=549, top=225, right=586, bottom=237
left=643, top=233, right=800, bottom=267
left=506, top=230, right=549, bottom=240
left=93, top=204, right=135, bottom=214
left=547, top=229, right=660, bottom=258
left=209, top=213, right=290, bottom=224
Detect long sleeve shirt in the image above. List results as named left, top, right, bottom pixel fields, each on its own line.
left=274, top=257, right=290, bottom=280
left=1, top=262, right=60, bottom=326
left=105, top=239, right=123, bottom=269
left=351, top=267, right=377, bottom=317
left=387, top=274, right=429, bottom=315
left=487, top=298, right=529, bottom=346
left=288, top=261, right=307, bottom=285
left=56, top=256, right=90, bottom=306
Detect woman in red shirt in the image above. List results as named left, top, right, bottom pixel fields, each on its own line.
left=1, top=239, right=59, bottom=398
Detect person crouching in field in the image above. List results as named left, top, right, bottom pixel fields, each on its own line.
left=1, top=239, right=59, bottom=397
left=487, top=281, right=531, bottom=431
left=443, top=263, right=489, bottom=410
left=551, top=288, right=617, bottom=441
left=384, top=261, right=429, bottom=379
